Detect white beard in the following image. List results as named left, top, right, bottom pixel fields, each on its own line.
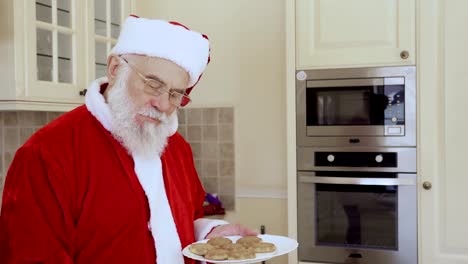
left=107, top=66, right=178, bottom=159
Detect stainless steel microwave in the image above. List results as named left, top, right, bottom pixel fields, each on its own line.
left=296, top=66, right=416, bottom=147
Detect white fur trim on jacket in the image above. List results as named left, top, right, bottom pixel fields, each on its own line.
left=84, top=77, right=113, bottom=131
left=111, top=17, right=209, bottom=88
left=134, top=155, right=184, bottom=264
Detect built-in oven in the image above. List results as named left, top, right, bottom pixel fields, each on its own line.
left=297, top=147, right=417, bottom=264
left=296, top=66, right=416, bottom=147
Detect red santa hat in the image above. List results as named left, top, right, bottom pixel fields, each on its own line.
left=110, top=15, right=210, bottom=94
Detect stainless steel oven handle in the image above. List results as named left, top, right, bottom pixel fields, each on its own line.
left=298, top=176, right=416, bottom=186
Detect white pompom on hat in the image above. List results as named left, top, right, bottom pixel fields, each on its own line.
left=110, top=15, right=211, bottom=92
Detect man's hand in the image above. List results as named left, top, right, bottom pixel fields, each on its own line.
left=205, top=224, right=258, bottom=239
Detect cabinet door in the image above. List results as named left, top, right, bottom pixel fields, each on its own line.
left=87, top=0, right=132, bottom=84
left=296, top=0, right=415, bottom=69
left=420, top=0, right=468, bottom=263
left=28, top=0, right=84, bottom=101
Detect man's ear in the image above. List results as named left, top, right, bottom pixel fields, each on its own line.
left=107, top=55, right=121, bottom=86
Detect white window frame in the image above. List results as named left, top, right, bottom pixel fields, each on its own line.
left=86, top=0, right=133, bottom=85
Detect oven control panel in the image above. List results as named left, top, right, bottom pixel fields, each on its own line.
left=315, top=152, right=397, bottom=167
left=297, top=147, right=416, bottom=172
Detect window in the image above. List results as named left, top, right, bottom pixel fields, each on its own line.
left=93, top=0, right=124, bottom=79
left=35, top=0, right=74, bottom=84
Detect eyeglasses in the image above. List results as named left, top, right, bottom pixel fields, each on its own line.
left=120, top=57, right=192, bottom=107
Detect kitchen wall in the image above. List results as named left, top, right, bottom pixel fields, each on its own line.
left=178, top=107, right=236, bottom=210
left=0, top=108, right=236, bottom=211
left=137, top=0, right=287, bottom=192
left=136, top=1, right=288, bottom=259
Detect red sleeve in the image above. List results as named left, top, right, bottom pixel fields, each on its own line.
left=193, top=174, right=206, bottom=221
left=0, top=144, right=75, bottom=264
left=185, top=141, right=205, bottom=221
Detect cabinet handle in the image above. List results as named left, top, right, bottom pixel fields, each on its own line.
left=400, top=50, right=410, bottom=59
left=422, top=181, right=432, bottom=190
left=79, top=89, right=88, bottom=96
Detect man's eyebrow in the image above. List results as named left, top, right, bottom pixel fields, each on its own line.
left=145, top=74, right=166, bottom=85
left=146, top=73, right=185, bottom=92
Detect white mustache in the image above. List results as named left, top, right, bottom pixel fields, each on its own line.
left=138, top=108, right=169, bottom=123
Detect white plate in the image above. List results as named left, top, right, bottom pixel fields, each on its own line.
left=182, top=234, right=298, bottom=264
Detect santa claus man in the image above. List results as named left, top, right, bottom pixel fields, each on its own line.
left=0, top=16, right=256, bottom=263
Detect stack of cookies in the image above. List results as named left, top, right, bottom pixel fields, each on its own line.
left=188, top=235, right=276, bottom=261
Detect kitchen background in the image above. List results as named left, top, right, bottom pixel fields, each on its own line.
left=0, top=1, right=288, bottom=263
left=4, top=0, right=467, bottom=263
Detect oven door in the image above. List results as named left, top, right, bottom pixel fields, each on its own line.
left=297, top=171, right=417, bottom=264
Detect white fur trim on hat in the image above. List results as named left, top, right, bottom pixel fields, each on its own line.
left=111, top=16, right=210, bottom=88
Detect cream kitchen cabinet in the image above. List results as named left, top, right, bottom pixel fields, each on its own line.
left=419, top=0, right=468, bottom=263
left=296, top=0, right=415, bottom=70
left=288, top=0, right=468, bottom=263
left=0, top=0, right=132, bottom=111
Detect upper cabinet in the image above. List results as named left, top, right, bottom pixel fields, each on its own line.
left=296, top=0, right=415, bottom=69
left=89, top=0, right=131, bottom=84
left=0, top=0, right=132, bottom=111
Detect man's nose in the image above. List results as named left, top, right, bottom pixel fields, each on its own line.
left=150, top=92, right=171, bottom=111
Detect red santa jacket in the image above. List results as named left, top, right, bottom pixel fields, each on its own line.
left=0, top=105, right=206, bottom=263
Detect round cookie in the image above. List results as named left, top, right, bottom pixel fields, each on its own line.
left=224, top=243, right=247, bottom=251
left=252, top=242, right=276, bottom=253
left=207, top=237, right=232, bottom=248
left=205, top=249, right=229, bottom=260
left=189, top=243, right=214, bottom=256
left=228, top=249, right=256, bottom=260
left=237, top=236, right=262, bottom=246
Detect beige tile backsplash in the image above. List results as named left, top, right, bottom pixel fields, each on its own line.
left=178, top=107, right=235, bottom=210
left=0, top=107, right=235, bottom=210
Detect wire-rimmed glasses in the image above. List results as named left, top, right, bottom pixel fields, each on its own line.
left=120, top=56, right=192, bottom=107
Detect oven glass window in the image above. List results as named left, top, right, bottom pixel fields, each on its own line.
left=306, top=85, right=404, bottom=126
left=315, top=184, right=398, bottom=250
